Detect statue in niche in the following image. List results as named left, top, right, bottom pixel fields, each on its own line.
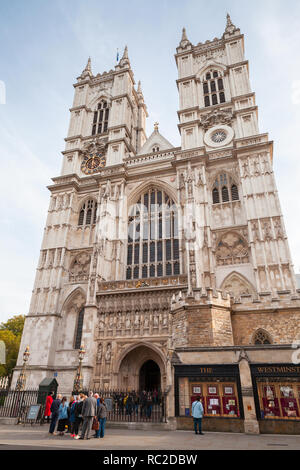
left=97, top=343, right=103, bottom=363
left=125, top=314, right=131, bottom=329
left=162, top=313, right=168, bottom=328
left=153, top=313, right=159, bottom=327
left=134, top=312, right=140, bottom=327
left=116, top=312, right=122, bottom=329
left=105, top=343, right=112, bottom=363
left=109, top=315, right=114, bottom=329
left=144, top=315, right=149, bottom=329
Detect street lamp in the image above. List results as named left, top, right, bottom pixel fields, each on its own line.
left=73, top=344, right=86, bottom=393
left=16, top=346, right=30, bottom=391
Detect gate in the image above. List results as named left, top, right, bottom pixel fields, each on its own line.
left=92, top=389, right=167, bottom=423
left=0, top=389, right=47, bottom=424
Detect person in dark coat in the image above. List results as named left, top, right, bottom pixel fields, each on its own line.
left=49, top=394, right=62, bottom=434
left=96, top=397, right=107, bottom=438
left=76, top=391, right=97, bottom=440
left=73, top=394, right=85, bottom=438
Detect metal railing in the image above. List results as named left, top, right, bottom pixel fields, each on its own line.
left=0, top=389, right=47, bottom=424
left=78, top=389, right=167, bottom=423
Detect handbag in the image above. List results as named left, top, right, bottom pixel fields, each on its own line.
left=92, top=417, right=99, bottom=430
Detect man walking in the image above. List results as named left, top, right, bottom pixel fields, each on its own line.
left=192, top=397, right=204, bottom=435
left=76, top=391, right=97, bottom=440
left=49, top=394, right=62, bottom=435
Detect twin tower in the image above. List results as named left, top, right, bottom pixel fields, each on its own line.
left=15, top=16, right=300, bottom=435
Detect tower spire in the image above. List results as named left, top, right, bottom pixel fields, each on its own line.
left=178, top=27, right=192, bottom=50
left=117, top=45, right=131, bottom=69
left=224, top=13, right=238, bottom=35
left=81, top=57, right=92, bottom=79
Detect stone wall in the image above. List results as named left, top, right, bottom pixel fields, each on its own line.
left=232, top=310, right=300, bottom=345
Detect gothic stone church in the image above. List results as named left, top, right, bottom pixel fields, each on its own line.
left=14, top=16, right=300, bottom=434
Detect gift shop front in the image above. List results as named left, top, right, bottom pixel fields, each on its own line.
left=174, top=365, right=245, bottom=433
left=251, top=364, right=300, bottom=435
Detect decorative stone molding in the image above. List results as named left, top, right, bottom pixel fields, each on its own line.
left=69, top=252, right=91, bottom=282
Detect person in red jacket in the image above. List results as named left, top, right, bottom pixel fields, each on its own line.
left=44, top=391, right=54, bottom=423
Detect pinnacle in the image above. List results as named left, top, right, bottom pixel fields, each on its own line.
left=182, top=27, right=188, bottom=41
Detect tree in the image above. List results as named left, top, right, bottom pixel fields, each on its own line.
left=0, top=315, right=25, bottom=377
left=0, top=315, right=25, bottom=338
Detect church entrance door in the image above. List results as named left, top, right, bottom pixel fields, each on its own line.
left=139, top=360, right=161, bottom=392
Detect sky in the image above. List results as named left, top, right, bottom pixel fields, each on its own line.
left=1, top=0, right=300, bottom=324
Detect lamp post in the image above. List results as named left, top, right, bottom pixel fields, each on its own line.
left=73, top=344, right=86, bottom=393
left=16, top=346, right=30, bottom=391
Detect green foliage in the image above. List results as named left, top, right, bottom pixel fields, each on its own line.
left=0, top=315, right=25, bottom=377
left=0, top=315, right=25, bottom=338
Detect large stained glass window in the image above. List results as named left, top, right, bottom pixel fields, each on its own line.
left=126, top=189, right=180, bottom=280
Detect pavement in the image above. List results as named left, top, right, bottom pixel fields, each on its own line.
left=0, top=424, right=299, bottom=450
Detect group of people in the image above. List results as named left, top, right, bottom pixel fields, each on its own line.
left=112, top=390, right=160, bottom=419
left=45, top=391, right=107, bottom=440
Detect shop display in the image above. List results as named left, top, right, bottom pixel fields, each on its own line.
left=256, top=380, right=300, bottom=420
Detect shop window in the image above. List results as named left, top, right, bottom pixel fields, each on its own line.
left=255, top=378, right=300, bottom=420
left=178, top=377, right=241, bottom=419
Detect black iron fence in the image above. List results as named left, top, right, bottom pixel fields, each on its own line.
left=0, top=388, right=167, bottom=425
left=77, top=389, right=167, bottom=423
left=0, top=389, right=47, bottom=424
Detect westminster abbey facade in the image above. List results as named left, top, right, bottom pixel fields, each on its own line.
left=14, top=15, right=300, bottom=434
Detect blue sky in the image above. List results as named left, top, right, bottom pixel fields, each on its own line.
left=1, top=0, right=300, bottom=323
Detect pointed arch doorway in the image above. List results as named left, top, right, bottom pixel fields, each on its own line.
left=117, top=343, right=165, bottom=392
left=139, top=360, right=161, bottom=392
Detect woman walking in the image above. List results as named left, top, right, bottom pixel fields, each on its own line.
left=73, top=393, right=85, bottom=439
left=57, top=396, right=69, bottom=436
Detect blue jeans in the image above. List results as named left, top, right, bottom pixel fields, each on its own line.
left=96, top=418, right=106, bottom=438
left=193, top=417, right=202, bottom=434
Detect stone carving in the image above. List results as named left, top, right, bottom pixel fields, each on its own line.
left=105, top=343, right=112, bottom=363
left=82, top=136, right=108, bottom=157
left=222, top=274, right=254, bottom=298
left=69, top=252, right=91, bottom=282
left=201, top=109, right=233, bottom=130
left=242, top=161, right=250, bottom=178
left=216, top=232, right=249, bottom=266
left=274, top=219, right=284, bottom=240
left=262, top=221, right=273, bottom=242
left=252, top=221, right=260, bottom=242
left=97, top=343, right=103, bottom=363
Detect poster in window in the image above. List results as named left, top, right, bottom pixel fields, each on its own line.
left=193, top=386, right=202, bottom=395
left=263, top=385, right=275, bottom=400
left=224, top=386, right=234, bottom=396
left=208, top=386, right=217, bottom=395
left=280, top=386, right=294, bottom=398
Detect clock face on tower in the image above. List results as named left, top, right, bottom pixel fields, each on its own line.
left=81, top=153, right=106, bottom=175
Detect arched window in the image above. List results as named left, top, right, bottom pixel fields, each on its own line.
left=203, top=70, right=226, bottom=108
left=126, top=189, right=180, bottom=280
left=212, top=174, right=239, bottom=205
left=78, top=199, right=97, bottom=226
left=92, top=100, right=109, bottom=136
left=74, top=308, right=85, bottom=349
left=253, top=330, right=272, bottom=345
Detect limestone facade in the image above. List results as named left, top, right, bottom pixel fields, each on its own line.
left=13, top=15, right=300, bottom=434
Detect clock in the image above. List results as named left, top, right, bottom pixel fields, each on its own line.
left=211, top=130, right=227, bottom=143
left=204, top=125, right=234, bottom=148
left=81, top=153, right=106, bottom=175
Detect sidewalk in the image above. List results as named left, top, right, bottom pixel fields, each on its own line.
left=0, top=424, right=299, bottom=450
